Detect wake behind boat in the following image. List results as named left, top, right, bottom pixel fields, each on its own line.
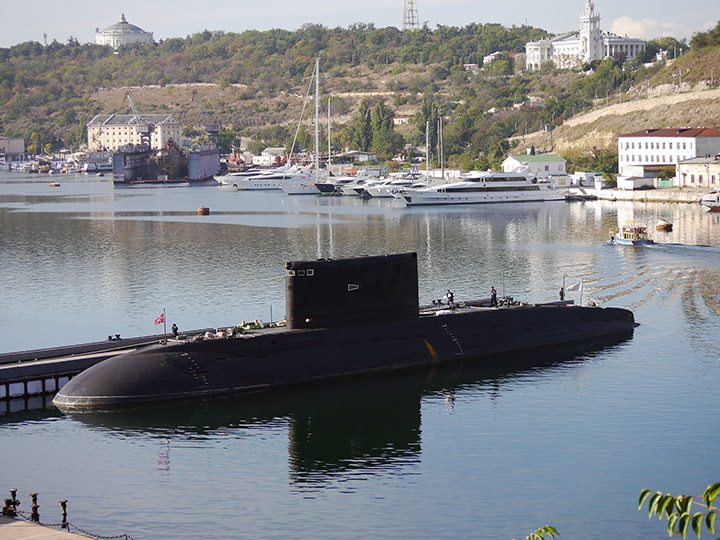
left=395, top=171, right=564, bottom=206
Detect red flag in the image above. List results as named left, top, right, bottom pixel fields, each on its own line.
left=154, top=313, right=165, bottom=325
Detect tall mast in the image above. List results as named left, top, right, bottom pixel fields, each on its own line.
left=314, top=57, right=320, bottom=182
left=327, top=98, right=331, bottom=169
left=426, top=120, right=429, bottom=186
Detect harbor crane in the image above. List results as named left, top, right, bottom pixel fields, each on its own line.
left=192, top=90, right=220, bottom=142
left=124, top=92, right=153, bottom=145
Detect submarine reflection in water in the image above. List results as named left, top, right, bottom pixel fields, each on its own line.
left=68, top=335, right=631, bottom=485
left=53, top=253, right=636, bottom=410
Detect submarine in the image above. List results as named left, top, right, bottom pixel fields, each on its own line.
left=53, top=253, right=636, bottom=410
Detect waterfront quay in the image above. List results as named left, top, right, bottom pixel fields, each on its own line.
left=0, top=516, right=91, bottom=540
left=596, top=186, right=708, bottom=203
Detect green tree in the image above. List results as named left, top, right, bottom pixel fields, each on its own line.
left=216, top=128, right=239, bottom=154
left=511, top=525, right=559, bottom=540
left=371, top=100, right=393, bottom=133
left=639, top=483, right=720, bottom=539
left=351, top=99, right=372, bottom=152
left=27, top=132, right=40, bottom=154
left=690, top=21, right=720, bottom=50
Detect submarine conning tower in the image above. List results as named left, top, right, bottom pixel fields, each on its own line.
left=285, top=252, right=419, bottom=330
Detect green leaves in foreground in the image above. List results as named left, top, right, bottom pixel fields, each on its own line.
left=512, top=525, right=560, bottom=540
left=638, top=483, right=720, bottom=539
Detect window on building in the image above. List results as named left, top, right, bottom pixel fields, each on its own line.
left=669, top=142, right=673, bottom=149
left=712, top=175, right=716, bottom=184
left=691, top=174, right=695, bottom=183
left=699, top=175, right=704, bottom=183
left=662, top=143, right=665, bottom=149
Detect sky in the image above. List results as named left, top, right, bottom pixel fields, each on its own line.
left=0, top=0, right=717, bottom=49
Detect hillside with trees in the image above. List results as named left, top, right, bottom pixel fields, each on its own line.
left=1, top=20, right=718, bottom=173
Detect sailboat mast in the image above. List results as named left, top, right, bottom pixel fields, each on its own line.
left=426, top=120, right=429, bottom=187
left=314, top=57, right=320, bottom=182
left=327, top=98, right=331, bottom=169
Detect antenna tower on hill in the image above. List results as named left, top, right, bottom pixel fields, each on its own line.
left=402, top=0, right=419, bottom=31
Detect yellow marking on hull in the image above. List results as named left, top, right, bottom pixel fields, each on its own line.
left=423, top=338, right=440, bottom=382
left=422, top=338, right=439, bottom=362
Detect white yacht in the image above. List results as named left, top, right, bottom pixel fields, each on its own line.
left=339, top=176, right=378, bottom=196
left=395, top=172, right=565, bottom=206
left=229, top=167, right=311, bottom=190
left=365, top=177, right=429, bottom=198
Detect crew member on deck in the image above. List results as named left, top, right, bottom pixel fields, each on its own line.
left=446, top=289, right=455, bottom=308
left=172, top=323, right=179, bottom=338
left=490, top=287, right=498, bottom=307
left=559, top=287, right=565, bottom=301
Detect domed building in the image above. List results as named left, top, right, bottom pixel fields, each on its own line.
left=95, top=14, right=153, bottom=49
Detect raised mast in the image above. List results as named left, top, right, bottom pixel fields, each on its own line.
left=314, top=57, right=320, bottom=182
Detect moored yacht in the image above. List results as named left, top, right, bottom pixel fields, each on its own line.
left=395, top=171, right=565, bottom=206
left=700, top=189, right=720, bottom=212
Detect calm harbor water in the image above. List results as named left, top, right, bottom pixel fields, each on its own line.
left=2, top=171, right=720, bottom=539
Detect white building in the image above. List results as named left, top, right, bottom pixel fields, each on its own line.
left=526, top=1, right=645, bottom=70
left=617, top=128, right=720, bottom=178
left=256, top=147, right=286, bottom=166
left=502, top=154, right=567, bottom=179
left=87, top=114, right=182, bottom=151
left=96, top=14, right=153, bottom=49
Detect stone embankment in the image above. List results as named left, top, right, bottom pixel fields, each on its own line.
left=595, top=187, right=707, bottom=204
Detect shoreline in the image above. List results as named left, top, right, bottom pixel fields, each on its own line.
left=594, top=187, right=707, bottom=204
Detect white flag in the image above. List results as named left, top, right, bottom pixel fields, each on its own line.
left=567, top=281, right=583, bottom=292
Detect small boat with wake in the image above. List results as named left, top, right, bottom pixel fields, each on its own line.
left=609, top=224, right=654, bottom=246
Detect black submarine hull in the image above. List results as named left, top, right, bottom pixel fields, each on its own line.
left=52, top=304, right=635, bottom=410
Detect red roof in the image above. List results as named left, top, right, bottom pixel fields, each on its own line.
left=619, top=128, right=720, bottom=138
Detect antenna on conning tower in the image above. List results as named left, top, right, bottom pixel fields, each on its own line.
left=402, top=0, right=419, bottom=31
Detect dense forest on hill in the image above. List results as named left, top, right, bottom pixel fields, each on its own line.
left=1, top=19, right=718, bottom=172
